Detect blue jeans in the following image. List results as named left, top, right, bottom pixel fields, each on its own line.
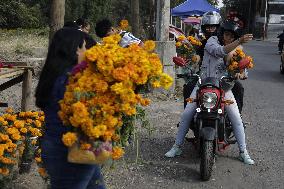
left=41, top=135, right=106, bottom=189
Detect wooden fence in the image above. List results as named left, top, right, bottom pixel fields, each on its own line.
left=0, top=61, right=34, bottom=111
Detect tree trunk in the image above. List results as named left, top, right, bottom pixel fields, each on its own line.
left=148, top=0, right=156, bottom=40
left=49, top=0, right=65, bottom=43
left=131, top=0, right=140, bottom=37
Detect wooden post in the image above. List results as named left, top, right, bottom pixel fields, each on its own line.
left=21, top=69, right=33, bottom=111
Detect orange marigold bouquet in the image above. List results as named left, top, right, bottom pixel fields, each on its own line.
left=227, top=47, right=254, bottom=76
left=173, top=35, right=201, bottom=67
left=58, top=34, right=173, bottom=164
left=0, top=108, right=44, bottom=186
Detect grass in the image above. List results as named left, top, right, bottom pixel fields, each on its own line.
left=0, top=28, right=49, bottom=61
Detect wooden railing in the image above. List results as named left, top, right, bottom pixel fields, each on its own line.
left=0, top=61, right=34, bottom=111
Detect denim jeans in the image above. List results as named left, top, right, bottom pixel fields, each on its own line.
left=41, top=136, right=106, bottom=189
left=176, top=86, right=246, bottom=152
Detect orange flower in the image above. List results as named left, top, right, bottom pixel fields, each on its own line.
left=119, top=19, right=129, bottom=30
left=62, top=132, right=78, bottom=147
left=112, top=146, right=124, bottom=160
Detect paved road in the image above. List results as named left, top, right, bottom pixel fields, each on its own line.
left=103, top=40, right=284, bottom=189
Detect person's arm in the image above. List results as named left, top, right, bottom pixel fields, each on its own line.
left=223, top=34, right=253, bottom=54
left=205, top=36, right=227, bottom=58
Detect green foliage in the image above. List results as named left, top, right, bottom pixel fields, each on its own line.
left=207, top=0, right=218, bottom=6
left=0, top=0, right=47, bottom=28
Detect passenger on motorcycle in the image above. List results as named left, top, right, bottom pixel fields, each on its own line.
left=165, top=20, right=255, bottom=165
left=183, top=11, right=245, bottom=114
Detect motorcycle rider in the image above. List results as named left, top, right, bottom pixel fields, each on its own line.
left=183, top=11, right=244, bottom=114
left=165, top=20, right=255, bottom=165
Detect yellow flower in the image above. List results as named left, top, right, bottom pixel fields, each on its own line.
left=177, top=35, right=186, bottom=41
left=119, top=19, right=129, bottom=30
left=248, top=62, right=254, bottom=69
left=143, top=40, right=156, bottom=52
left=34, top=120, right=42, bottom=128
left=80, top=143, right=92, bottom=150
left=175, top=42, right=182, bottom=47
left=62, top=132, right=78, bottom=147
left=20, top=127, right=28, bottom=134
left=191, top=55, right=200, bottom=63
left=1, top=168, right=10, bottom=176
left=112, top=146, right=124, bottom=160
left=35, top=157, right=42, bottom=163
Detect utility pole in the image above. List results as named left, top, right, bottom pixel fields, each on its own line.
left=263, top=0, right=268, bottom=40
left=156, top=0, right=170, bottom=41
left=155, top=0, right=176, bottom=93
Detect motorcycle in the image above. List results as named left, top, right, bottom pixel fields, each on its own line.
left=178, top=74, right=238, bottom=181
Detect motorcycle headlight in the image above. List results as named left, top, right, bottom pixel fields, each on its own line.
left=202, top=92, right=218, bottom=109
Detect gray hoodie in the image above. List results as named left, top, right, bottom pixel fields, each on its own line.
left=200, top=36, right=228, bottom=81
left=199, top=36, right=237, bottom=91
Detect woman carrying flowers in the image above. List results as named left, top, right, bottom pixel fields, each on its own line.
left=35, top=28, right=105, bottom=189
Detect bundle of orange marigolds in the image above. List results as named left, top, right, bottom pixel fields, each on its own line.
left=227, top=47, right=254, bottom=76
left=58, top=34, right=173, bottom=164
left=0, top=108, right=44, bottom=182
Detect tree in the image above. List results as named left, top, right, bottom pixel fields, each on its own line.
left=207, top=0, right=218, bottom=6
left=0, top=0, right=45, bottom=28
left=49, top=0, right=65, bottom=41
left=131, top=0, right=140, bottom=36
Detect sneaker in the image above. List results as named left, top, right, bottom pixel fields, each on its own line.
left=239, top=150, right=255, bottom=165
left=165, top=144, right=182, bottom=158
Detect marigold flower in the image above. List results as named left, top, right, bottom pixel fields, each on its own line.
left=62, top=132, right=78, bottom=147
left=143, top=40, right=156, bottom=52
left=38, top=168, right=48, bottom=178
left=177, top=35, right=186, bottom=41
left=119, top=19, right=129, bottom=30
left=80, top=143, right=92, bottom=150
left=1, top=168, right=10, bottom=176
left=112, top=146, right=124, bottom=160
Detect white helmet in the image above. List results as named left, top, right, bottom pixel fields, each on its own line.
left=201, top=11, right=221, bottom=33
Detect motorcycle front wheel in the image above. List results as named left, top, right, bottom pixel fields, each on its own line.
left=200, top=140, right=215, bottom=181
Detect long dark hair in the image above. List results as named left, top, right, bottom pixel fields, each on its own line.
left=35, top=28, right=85, bottom=108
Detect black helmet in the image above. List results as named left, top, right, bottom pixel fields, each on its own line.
left=220, top=20, right=242, bottom=39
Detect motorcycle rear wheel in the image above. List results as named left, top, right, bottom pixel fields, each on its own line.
left=200, top=140, right=215, bottom=181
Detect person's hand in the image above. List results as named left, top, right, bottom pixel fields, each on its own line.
left=239, top=34, right=253, bottom=44
left=235, top=72, right=247, bottom=80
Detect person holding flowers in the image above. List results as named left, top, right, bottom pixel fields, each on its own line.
left=95, top=18, right=143, bottom=47
left=35, top=28, right=105, bottom=189
left=165, top=20, right=255, bottom=165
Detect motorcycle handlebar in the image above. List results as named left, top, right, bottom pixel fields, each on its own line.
left=176, top=73, right=200, bottom=78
